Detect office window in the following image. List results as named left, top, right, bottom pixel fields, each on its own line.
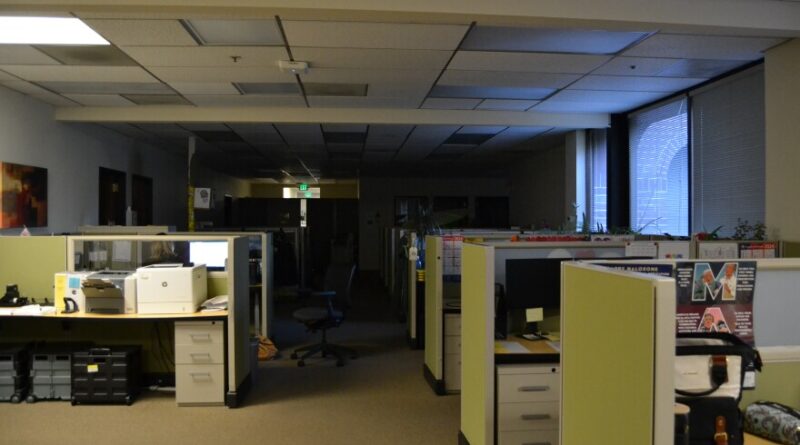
left=691, top=68, right=765, bottom=236
left=629, top=97, right=689, bottom=236
left=587, top=129, right=607, bottom=231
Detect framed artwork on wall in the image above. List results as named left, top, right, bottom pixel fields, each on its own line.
left=0, top=162, right=48, bottom=228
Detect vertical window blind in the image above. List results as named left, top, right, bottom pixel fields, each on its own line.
left=629, top=97, right=690, bottom=236
left=587, top=129, right=607, bottom=231
left=691, top=68, right=765, bottom=236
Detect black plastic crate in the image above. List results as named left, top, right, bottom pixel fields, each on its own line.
left=0, top=344, right=30, bottom=403
left=71, top=346, right=141, bottom=406
left=27, top=343, right=91, bottom=403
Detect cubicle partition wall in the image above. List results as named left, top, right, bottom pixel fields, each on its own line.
left=0, top=236, right=67, bottom=302
left=561, top=262, right=675, bottom=445
left=458, top=241, right=630, bottom=445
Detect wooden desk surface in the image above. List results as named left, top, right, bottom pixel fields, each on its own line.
left=495, top=336, right=560, bottom=364
left=0, top=309, right=228, bottom=320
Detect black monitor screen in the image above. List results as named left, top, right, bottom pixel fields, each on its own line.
left=505, top=258, right=567, bottom=310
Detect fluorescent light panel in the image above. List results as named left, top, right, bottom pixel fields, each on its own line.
left=0, top=17, right=109, bottom=45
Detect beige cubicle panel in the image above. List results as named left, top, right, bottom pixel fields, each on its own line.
left=561, top=262, right=675, bottom=445
left=0, top=236, right=67, bottom=302
left=424, top=235, right=444, bottom=380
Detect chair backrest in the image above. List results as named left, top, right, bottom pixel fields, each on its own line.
left=323, top=263, right=356, bottom=311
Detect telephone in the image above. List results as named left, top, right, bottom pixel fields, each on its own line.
left=0, top=284, right=28, bottom=307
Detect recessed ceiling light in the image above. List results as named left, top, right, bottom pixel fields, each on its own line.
left=0, top=17, right=109, bottom=45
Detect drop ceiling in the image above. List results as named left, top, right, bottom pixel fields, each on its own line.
left=0, top=11, right=790, bottom=180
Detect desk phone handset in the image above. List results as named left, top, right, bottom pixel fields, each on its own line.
left=0, top=284, right=28, bottom=307
left=63, top=297, right=79, bottom=314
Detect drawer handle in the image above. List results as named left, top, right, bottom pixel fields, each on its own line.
left=190, top=334, right=212, bottom=342
left=518, top=385, right=549, bottom=392
left=189, top=372, right=213, bottom=381
left=190, top=353, right=212, bottom=360
left=520, top=414, right=551, bottom=421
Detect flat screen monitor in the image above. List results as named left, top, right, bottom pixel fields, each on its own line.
left=189, top=241, right=227, bottom=271
left=505, top=258, right=566, bottom=310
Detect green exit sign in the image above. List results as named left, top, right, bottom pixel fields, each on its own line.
left=298, top=183, right=309, bottom=191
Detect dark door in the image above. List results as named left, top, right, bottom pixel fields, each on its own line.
left=98, top=167, right=126, bottom=225
left=307, top=199, right=359, bottom=281
left=474, top=197, right=510, bottom=228
left=131, top=174, right=153, bottom=225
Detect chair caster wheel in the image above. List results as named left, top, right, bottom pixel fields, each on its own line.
left=336, top=360, right=344, bottom=367
left=26, top=395, right=36, bottom=404
left=290, top=353, right=298, bottom=359
left=297, top=360, right=305, bottom=367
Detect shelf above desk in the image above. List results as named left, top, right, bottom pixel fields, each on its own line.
left=0, top=310, right=228, bottom=320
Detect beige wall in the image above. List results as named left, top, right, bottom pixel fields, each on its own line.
left=765, top=38, right=800, bottom=240
left=250, top=182, right=359, bottom=199
left=509, top=142, right=568, bottom=229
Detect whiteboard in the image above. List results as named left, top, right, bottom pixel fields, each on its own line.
left=753, top=268, right=800, bottom=347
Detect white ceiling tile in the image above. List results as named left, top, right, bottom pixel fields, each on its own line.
left=327, top=143, right=363, bottom=153
left=533, top=89, right=668, bottom=113
left=476, top=126, right=552, bottom=151
left=532, top=100, right=629, bottom=114
left=421, top=98, right=481, bottom=110
left=37, top=81, right=172, bottom=94
left=282, top=21, right=469, bottom=50
left=1, top=79, right=59, bottom=95
left=179, top=123, right=230, bottom=131
left=458, top=126, right=507, bottom=134
left=186, top=94, right=305, bottom=107
left=438, top=70, right=581, bottom=89
left=299, top=68, right=440, bottom=84
left=461, top=26, right=650, bottom=54
left=365, top=124, right=414, bottom=149
left=184, top=19, right=283, bottom=46
left=85, top=19, right=197, bottom=46
left=322, top=124, right=367, bottom=133
left=0, top=69, right=16, bottom=81
left=0, top=65, right=158, bottom=83
left=148, top=66, right=293, bottom=83
left=229, top=124, right=284, bottom=145
left=362, top=151, right=396, bottom=162
left=592, top=56, right=683, bottom=76
left=63, top=94, right=135, bottom=106
left=291, top=47, right=452, bottom=70
left=395, top=125, right=460, bottom=161
left=136, top=123, right=195, bottom=138
left=623, top=34, right=786, bottom=60
left=275, top=124, right=324, bottom=145
left=121, top=46, right=288, bottom=67
left=449, top=51, right=611, bottom=73
left=476, top=99, right=539, bottom=111
left=308, top=96, right=420, bottom=109
left=0, top=45, right=60, bottom=65
left=367, top=82, right=431, bottom=99
left=569, top=75, right=706, bottom=92
left=168, top=81, right=238, bottom=95
left=32, top=92, right=80, bottom=107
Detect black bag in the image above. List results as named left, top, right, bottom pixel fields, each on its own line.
left=676, top=397, right=743, bottom=445
left=675, top=333, right=763, bottom=445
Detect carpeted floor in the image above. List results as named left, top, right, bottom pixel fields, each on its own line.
left=0, top=274, right=460, bottom=445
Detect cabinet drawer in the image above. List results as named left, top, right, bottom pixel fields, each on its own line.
left=176, top=364, right=224, bottom=406
left=444, top=314, right=461, bottom=335
left=175, top=321, right=224, bottom=346
left=444, top=354, right=461, bottom=391
left=498, top=401, right=559, bottom=432
left=497, top=369, right=559, bottom=403
left=175, top=344, right=224, bottom=365
left=498, top=429, right=559, bottom=445
left=444, top=335, right=461, bottom=356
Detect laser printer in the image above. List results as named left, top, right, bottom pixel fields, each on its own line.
left=136, top=263, right=207, bottom=314
left=81, top=271, right=137, bottom=314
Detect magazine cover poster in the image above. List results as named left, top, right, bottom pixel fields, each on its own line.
left=675, top=261, right=756, bottom=345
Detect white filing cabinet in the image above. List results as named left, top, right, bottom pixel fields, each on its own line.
left=496, top=363, right=560, bottom=445
left=443, top=313, right=461, bottom=392
left=175, top=321, right=225, bottom=406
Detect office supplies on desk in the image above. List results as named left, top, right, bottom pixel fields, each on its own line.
left=82, top=271, right=137, bottom=314
left=0, top=284, right=27, bottom=307
left=136, top=263, right=207, bottom=314
left=201, top=295, right=228, bottom=312
left=54, top=272, right=91, bottom=312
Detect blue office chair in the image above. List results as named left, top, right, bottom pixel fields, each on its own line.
left=290, top=264, right=358, bottom=367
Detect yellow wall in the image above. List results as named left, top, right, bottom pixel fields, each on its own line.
left=765, top=39, right=800, bottom=240
left=0, top=237, right=66, bottom=301
left=740, top=361, right=800, bottom=409
left=249, top=182, right=359, bottom=199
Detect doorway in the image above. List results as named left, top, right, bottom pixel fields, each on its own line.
left=98, top=167, right=126, bottom=225
left=131, top=174, right=153, bottom=225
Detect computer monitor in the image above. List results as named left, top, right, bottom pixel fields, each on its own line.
left=505, top=258, right=566, bottom=310
left=189, top=241, right=227, bottom=271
